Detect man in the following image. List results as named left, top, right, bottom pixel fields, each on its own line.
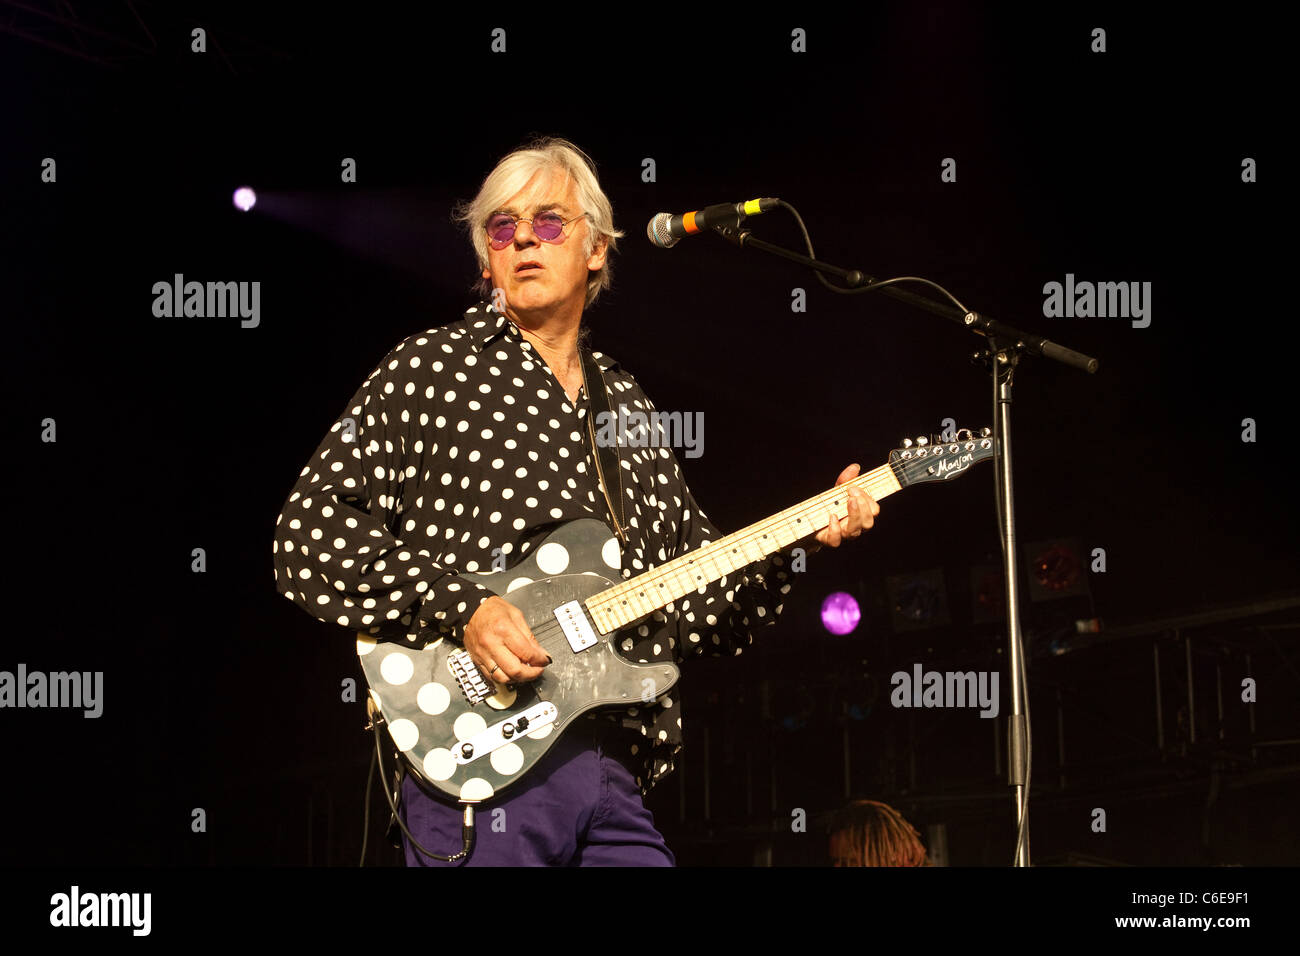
left=273, top=137, right=879, bottom=866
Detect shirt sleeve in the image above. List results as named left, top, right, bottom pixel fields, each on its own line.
left=272, top=344, right=495, bottom=646
left=671, top=477, right=800, bottom=657
left=632, top=390, right=800, bottom=659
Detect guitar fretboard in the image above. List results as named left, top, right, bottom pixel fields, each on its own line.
left=584, top=463, right=901, bottom=633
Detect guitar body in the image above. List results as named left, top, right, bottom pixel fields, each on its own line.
left=357, top=518, right=679, bottom=803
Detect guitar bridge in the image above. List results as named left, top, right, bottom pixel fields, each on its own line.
left=449, top=649, right=493, bottom=705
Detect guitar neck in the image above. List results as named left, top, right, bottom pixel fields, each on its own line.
left=583, top=462, right=902, bottom=634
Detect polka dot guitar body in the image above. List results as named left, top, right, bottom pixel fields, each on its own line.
left=356, top=428, right=995, bottom=804
left=357, top=518, right=679, bottom=804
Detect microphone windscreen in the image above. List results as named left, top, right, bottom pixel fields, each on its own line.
left=646, top=213, right=678, bottom=248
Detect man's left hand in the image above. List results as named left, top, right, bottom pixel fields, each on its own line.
left=811, top=462, right=879, bottom=550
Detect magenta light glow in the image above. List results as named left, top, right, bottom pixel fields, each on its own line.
left=820, top=591, right=861, bottom=635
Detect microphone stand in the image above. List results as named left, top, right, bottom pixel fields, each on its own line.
left=708, top=218, right=1099, bottom=867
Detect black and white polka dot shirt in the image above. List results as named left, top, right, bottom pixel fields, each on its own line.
left=273, top=302, right=797, bottom=794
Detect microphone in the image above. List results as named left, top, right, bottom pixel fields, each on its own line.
left=646, top=198, right=780, bottom=248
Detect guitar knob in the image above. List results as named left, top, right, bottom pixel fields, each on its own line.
left=901, top=439, right=913, bottom=448
left=461, top=743, right=474, bottom=758
left=502, top=723, right=515, bottom=739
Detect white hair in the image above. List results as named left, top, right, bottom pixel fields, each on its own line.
left=454, top=137, right=624, bottom=309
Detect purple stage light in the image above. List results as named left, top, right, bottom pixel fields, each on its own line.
left=233, top=187, right=256, bottom=212
left=820, top=591, right=861, bottom=635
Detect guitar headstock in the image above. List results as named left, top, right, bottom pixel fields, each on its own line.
left=889, top=427, right=995, bottom=487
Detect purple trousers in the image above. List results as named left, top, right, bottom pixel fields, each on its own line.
left=399, top=722, right=675, bottom=866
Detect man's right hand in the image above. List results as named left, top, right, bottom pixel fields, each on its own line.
left=463, top=595, right=551, bottom=683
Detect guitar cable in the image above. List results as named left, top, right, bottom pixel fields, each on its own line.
left=365, top=697, right=477, bottom=863
left=360, top=745, right=376, bottom=865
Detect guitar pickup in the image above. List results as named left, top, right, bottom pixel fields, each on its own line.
left=555, top=600, right=599, bottom=652
left=453, top=702, right=558, bottom=765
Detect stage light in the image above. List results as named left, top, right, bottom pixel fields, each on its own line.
left=1033, top=544, right=1080, bottom=592
left=821, top=591, right=861, bottom=635
left=233, top=187, right=257, bottom=212
left=1023, top=538, right=1090, bottom=601
left=885, top=568, right=950, bottom=632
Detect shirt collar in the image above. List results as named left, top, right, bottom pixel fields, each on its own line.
left=465, top=302, right=620, bottom=373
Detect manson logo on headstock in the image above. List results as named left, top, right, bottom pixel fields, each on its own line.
left=933, top=452, right=975, bottom=478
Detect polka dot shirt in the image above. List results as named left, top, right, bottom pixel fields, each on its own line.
left=273, top=302, right=798, bottom=794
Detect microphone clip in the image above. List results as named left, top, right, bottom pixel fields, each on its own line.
left=710, top=221, right=749, bottom=246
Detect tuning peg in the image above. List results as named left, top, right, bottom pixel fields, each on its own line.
left=980, top=427, right=992, bottom=437
left=956, top=428, right=972, bottom=441
left=901, top=439, right=913, bottom=448
left=916, top=436, right=929, bottom=446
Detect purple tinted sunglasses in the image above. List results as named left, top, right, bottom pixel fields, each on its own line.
left=486, top=211, right=585, bottom=250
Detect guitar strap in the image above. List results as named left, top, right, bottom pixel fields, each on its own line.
left=579, top=347, right=628, bottom=549
left=581, top=350, right=659, bottom=736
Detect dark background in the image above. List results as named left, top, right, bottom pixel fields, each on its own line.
left=3, top=3, right=1295, bottom=868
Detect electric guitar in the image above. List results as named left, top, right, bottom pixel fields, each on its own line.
left=357, top=428, right=995, bottom=802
